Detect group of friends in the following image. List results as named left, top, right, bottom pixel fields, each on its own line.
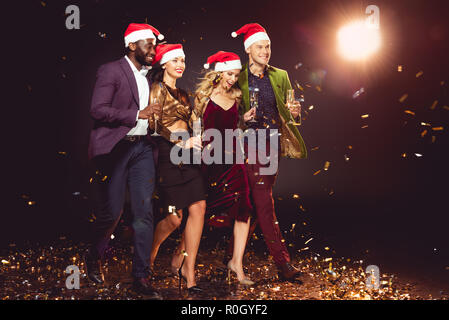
left=84, top=22, right=308, bottom=300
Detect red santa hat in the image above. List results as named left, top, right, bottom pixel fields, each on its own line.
left=203, top=51, right=242, bottom=72
left=124, top=23, right=164, bottom=47
left=153, top=44, right=185, bottom=65
left=231, top=23, right=270, bottom=50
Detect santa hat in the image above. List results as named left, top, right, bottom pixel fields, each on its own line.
left=203, top=51, right=242, bottom=72
left=231, top=23, right=270, bottom=50
left=124, top=23, right=164, bottom=47
left=153, top=44, right=185, bottom=65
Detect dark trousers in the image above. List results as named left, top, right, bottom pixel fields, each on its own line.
left=90, top=138, right=155, bottom=278
left=226, top=133, right=290, bottom=266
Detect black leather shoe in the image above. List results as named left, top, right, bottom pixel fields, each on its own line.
left=278, top=262, right=302, bottom=281
left=84, top=250, right=104, bottom=284
left=187, top=285, right=205, bottom=298
left=133, top=277, right=162, bottom=300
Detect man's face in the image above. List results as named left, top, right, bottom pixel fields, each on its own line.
left=246, top=40, right=271, bottom=66
left=133, top=38, right=156, bottom=66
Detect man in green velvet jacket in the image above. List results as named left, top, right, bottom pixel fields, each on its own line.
left=233, top=23, right=307, bottom=280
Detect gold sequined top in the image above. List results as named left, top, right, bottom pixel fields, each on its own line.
left=149, top=82, right=200, bottom=143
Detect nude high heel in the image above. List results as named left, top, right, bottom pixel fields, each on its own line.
left=226, top=261, right=255, bottom=286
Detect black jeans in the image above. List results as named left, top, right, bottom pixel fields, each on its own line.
left=90, top=139, right=155, bottom=278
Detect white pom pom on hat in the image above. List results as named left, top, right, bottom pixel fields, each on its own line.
left=231, top=31, right=237, bottom=38
left=203, top=63, right=210, bottom=69
left=158, top=34, right=164, bottom=41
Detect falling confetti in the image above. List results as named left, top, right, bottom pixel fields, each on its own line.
left=294, top=62, right=303, bottom=69
left=416, top=71, right=424, bottom=78
left=429, top=100, right=438, bottom=110
left=352, top=87, right=365, bottom=99
left=399, top=94, right=408, bottom=103
left=397, top=65, right=403, bottom=72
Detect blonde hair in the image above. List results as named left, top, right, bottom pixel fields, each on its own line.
left=194, top=70, right=242, bottom=116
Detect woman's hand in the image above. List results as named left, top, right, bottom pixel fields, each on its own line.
left=178, top=136, right=202, bottom=150
left=243, top=107, right=256, bottom=122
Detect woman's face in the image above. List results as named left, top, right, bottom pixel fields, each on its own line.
left=163, top=56, right=185, bottom=79
left=219, top=69, right=241, bottom=91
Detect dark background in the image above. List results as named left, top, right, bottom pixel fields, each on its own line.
left=5, top=0, right=448, bottom=287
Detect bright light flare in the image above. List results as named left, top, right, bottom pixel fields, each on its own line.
left=337, top=20, right=381, bottom=61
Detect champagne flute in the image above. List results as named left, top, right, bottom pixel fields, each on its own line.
left=248, top=87, right=259, bottom=123
left=151, top=97, right=160, bottom=136
left=286, top=89, right=301, bottom=125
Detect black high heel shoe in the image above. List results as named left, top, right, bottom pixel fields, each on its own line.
left=178, top=256, right=204, bottom=296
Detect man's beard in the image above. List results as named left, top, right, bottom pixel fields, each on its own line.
left=136, top=53, right=152, bottom=66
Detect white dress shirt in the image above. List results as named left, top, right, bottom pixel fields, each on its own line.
left=124, top=55, right=150, bottom=136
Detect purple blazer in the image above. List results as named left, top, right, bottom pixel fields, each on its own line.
left=88, top=57, right=153, bottom=160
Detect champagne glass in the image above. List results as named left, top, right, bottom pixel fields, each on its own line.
left=248, top=87, right=259, bottom=123
left=286, top=89, right=301, bottom=125
left=151, top=97, right=160, bottom=136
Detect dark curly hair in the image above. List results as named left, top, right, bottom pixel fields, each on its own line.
left=148, top=63, right=165, bottom=83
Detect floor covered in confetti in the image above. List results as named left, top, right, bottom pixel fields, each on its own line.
left=1, top=232, right=448, bottom=300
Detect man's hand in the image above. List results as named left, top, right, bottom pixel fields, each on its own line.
left=288, top=100, right=301, bottom=119
left=243, top=107, right=256, bottom=122
left=138, top=102, right=162, bottom=119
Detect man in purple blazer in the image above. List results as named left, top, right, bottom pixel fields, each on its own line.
left=85, top=23, right=163, bottom=299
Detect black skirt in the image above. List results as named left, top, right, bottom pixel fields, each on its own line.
left=155, top=137, right=206, bottom=211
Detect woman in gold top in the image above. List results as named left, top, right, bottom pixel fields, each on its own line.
left=148, top=44, right=206, bottom=294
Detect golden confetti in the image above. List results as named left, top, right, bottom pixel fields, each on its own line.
left=432, top=126, right=444, bottom=131
left=421, top=130, right=428, bottom=137
left=404, top=110, right=415, bottom=116
left=292, top=194, right=300, bottom=199
left=416, top=71, right=424, bottom=78
left=101, top=175, right=108, bottom=182
left=27, top=201, right=36, bottom=206
left=348, top=145, right=353, bottom=149
left=313, top=170, right=321, bottom=175
left=431, top=136, right=436, bottom=143
left=361, top=114, right=369, bottom=118
left=397, top=65, right=403, bottom=72
left=429, top=100, right=438, bottom=110
left=398, top=94, right=408, bottom=103
left=309, top=105, right=314, bottom=110
left=361, top=125, right=369, bottom=129
left=401, top=153, right=407, bottom=158
left=421, top=122, right=431, bottom=126
left=323, top=161, right=330, bottom=171
left=316, top=86, right=322, bottom=92
left=311, top=146, right=320, bottom=151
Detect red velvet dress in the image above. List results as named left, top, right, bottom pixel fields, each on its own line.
left=202, top=99, right=253, bottom=227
